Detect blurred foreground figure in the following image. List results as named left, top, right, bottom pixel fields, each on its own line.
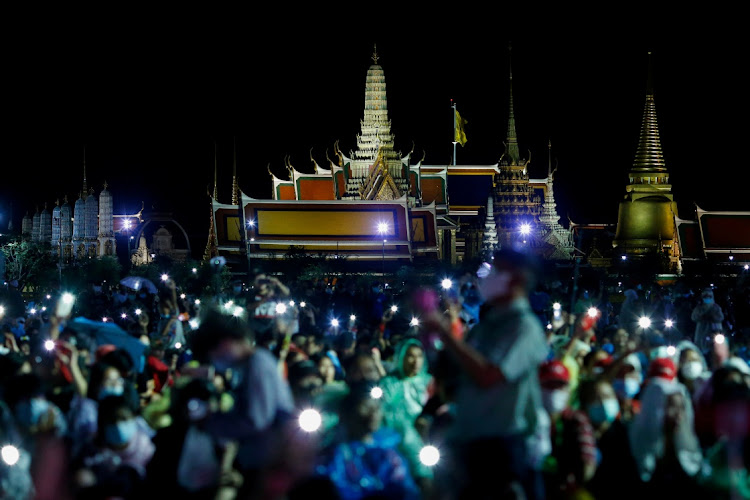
left=424, top=248, right=548, bottom=500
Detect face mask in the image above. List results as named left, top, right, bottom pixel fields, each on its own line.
left=703, top=298, right=714, bottom=305
left=613, top=378, right=640, bottom=399
left=16, top=397, right=50, bottom=428
left=105, top=419, right=137, bottom=447
left=478, top=270, right=513, bottom=302
left=161, top=314, right=171, bottom=320
left=187, top=398, right=209, bottom=422
left=541, top=388, right=569, bottom=414
left=681, top=360, right=703, bottom=380
left=99, top=385, right=125, bottom=400
left=588, top=397, right=620, bottom=426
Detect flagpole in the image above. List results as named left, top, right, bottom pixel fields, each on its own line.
left=452, top=100, right=457, bottom=165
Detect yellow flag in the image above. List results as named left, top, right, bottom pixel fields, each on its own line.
left=454, top=109, right=468, bottom=146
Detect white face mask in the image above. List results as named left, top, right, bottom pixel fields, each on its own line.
left=541, top=388, right=570, bottom=414
left=681, top=360, right=703, bottom=380
left=478, top=269, right=513, bottom=302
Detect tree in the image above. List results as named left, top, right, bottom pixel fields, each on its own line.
left=1, top=238, right=59, bottom=294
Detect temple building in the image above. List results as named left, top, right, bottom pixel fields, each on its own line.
left=209, top=45, right=573, bottom=270
left=20, top=156, right=144, bottom=263
left=613, top=53, right=680, bottom=272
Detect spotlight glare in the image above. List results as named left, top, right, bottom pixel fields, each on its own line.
left=410, top=317, right=420, bottom=327
left=664, top=319, right=674, bottom=328
left=587, top=307, right=599, bottom=318
left=419, top=445, right=440, bottom=467
left=330, top=318, right=339, bottom=328
left=1, top=445, right=20, bottom=466
left=232, top=306, right=244, bottom=317
left=666, top=345, right=676, bottom=356
left=298, top=409, right=322, bottom=432
left=638, top=316, right=651, bottom=329
left=275, top=303, right=288, bottom=315
left=714, top=333, right=725, bottom=345
left=44, top=340, right=55, bottom=351
left=441, top=278, right=452, bottom=290
left=161, top=274, right=169, bottom=282
left=370, top=386, right=383, bottom=399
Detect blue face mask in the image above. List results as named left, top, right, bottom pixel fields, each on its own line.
left=161, top=314, right=171, bottom=320
left=16, top=397, right=50, bottom=428
left=99, top=385, right=125, bottom=400
left=588, top=398, right=620, bottom=426
left=105, top=419, right=137, bottom=447
left=703, top=298, right=714, bottom=305
left=613, top=378, right=640, bottom=399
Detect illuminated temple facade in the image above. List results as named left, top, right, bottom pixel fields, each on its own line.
left=208, top=47, right=575, bottom=268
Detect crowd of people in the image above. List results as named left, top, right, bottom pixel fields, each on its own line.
left=1, top=250, right=749, bottom=499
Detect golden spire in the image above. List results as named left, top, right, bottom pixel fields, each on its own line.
left=82, top=145, right=88, bottom=195
left=632, top=51, right=666, bottom=172
left=504, top=42, right=520, bottom=165
left=372, top=44, right=379, bottom=64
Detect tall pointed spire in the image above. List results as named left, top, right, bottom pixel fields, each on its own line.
left=212, top=140, right=218, bottom=200
left=82, top=145, right=88, bottom=195
left=505, top=42, right=521, bottom=165
left=632, top=51, right=666, bottom=172
left=231, top=136, right=239, bottom=205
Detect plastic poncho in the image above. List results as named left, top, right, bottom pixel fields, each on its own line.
left=628, top=377, right=703, bottom=482
left=317, top=427, right=421, bottom=500
left=379, top=338, right=433, bottom=480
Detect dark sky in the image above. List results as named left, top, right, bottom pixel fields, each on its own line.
left=3, top=19, right=748, bottom=258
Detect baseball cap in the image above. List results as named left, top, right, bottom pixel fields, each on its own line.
left=647, top=357, right=677, bottom=381
left=539, top=360, right=570, bottom=386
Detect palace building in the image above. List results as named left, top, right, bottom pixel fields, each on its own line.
left=208, top=46, right=574, bottom=270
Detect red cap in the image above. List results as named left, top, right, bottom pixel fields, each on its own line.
left=95, top=344, right=118, bottom=361
left=648, top=357, right=676, bottom=381
left=539, top=360, right=570, bottom=385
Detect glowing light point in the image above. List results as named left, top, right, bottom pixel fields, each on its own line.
left=1, top=445, right=20, bottom=466
left=299, top=301, right=306, bottom=308
left=192, top=267, right=198, bottom=273
left=298, top=409, right=322, bottom=432
left=419, top=445, right=440, bottom=467
left=174, top=342, right=182, bottom=349
left=638, top=316, right=651, bottom=329
left=410, top=317, right=420, bottom=327
left=161, top=274, right=169, bottom=282
left=664, top=319, right=674, bottom=328
left=289, top=300, right=295, bottom=307
left=135, top=308, right=142, bottom=315
left=350, top=314, right=356, bottom=322
left=180, top=293, right=186, bottom=299
left=121, top=313, right=127, bottom=319
left=391, top=305, right=398, bottom=312
left=441, top=278, right=453, bottom=290
left=519, top=223, right=531, bottom=236
left=189, top=319, right=199, bottom=329
left=29, top=308, right=36, bottom=315
left=194, top=299, right=201, bottom=305
left=553, top=302, right=561, bottom=311
left=232, top=306, right=244, bottom=317
left=370, top=386, right=383, bottom=399
left=547, top=323, right=553, bottom=330
left=715, top=334, right=725, bottom=345
left=666, top=345, right=676, bottom=356
left=44, top=340, right=55, bottom=351
left=275, top=303, right=288, bottom=315
left=61, top=292, right=75, bottom=305
left=330, top=318, right=339, bottom=328
left=224, top=301, right=234, bottom=311
left=587, top=307, right=599, bottom=318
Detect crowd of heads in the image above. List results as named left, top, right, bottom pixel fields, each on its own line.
left=1, top=252, right=749, bottom=499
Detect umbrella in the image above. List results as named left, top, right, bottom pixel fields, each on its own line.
left=119, top=276, right=158, bottom=294
left=69, top=316, right=148, bottom=373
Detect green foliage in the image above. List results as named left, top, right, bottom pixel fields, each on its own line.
left=0, top=238, right=59, bottom=293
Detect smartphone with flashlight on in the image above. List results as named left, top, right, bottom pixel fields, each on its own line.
left=55, top=293, right=76, bottom=318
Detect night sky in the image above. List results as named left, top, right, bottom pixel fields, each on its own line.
left=3, top=19, right=748, bottom=259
